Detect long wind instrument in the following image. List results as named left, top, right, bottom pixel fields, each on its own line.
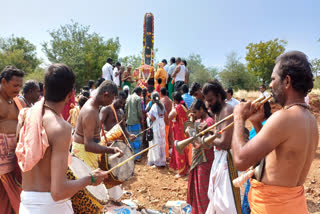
left=174, top=95, right=272, bottom=154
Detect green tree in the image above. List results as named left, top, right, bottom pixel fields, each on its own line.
left=24, top=67, right=45, bottom=84
left=311, top=58, right=320, bottom=77
left=245, top=38, right=287, bottom=84
left=188, top=54, right=217, bottom=86
left=119, top=54, right=142, bottom=69
left=0, top=35, right=41, bottom=73
left=219, top=52, right=258, bottom=90
left=42, top=21, right=121, bottom=88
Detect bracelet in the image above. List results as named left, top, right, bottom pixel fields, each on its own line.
left=89, top=173, right=97, bottom=185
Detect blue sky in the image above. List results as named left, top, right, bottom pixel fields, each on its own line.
left=1, top=0, right=319, bottom=68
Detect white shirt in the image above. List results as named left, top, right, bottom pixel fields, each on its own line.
left=226, top=97, right=240, bottom=107
left=91, top=89, right=98, bottom=97
left=102, top=62, right=113, bottom=81
left=167, top=63, right=176, bottom=83
left=164, top=64, right=169, bottom=73
left=259, top=91, right=270, bottom=98
left=175, top=64, right=186, bottom=82
left=113, top=67, right=120, bottom=87
left=167, top=63, right=176, bottom=76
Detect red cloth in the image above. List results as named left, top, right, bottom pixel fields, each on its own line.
left=155, top=84, right=161, bottom=94
left=61, top=90, right=75, bottom=120
left=0, top=172, right=21, bottom=214
left=187, top=117, right=215, bottom=214
left=169, top=104, right=189, bottom=175
left=187, top=149, right=214, bottom=214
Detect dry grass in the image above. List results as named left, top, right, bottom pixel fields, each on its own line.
left=234, top=90, right=261, bottom=99
left=311, top=89, right=320, bottom=96
left=234, top=89, right=320, bottom=99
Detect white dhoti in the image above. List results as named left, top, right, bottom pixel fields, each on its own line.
left=19, top=191, right=74, bottom=214
left=147, top=116, right=166, bottom=167
left=206, top=149, right=237, bottom=214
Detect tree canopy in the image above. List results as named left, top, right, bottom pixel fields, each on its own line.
left=219, top=52, right=257, bottom=90
left=42, top=21, right=120, bottom=88
left=245, top=38, right=287, bottom=84
left=188, top=54, right=218, bottom=86
left=0, top=35, right=41, bottom=73
left=119, top=54, right=142, bottom=69
left=311, top=58, right=320, bottom=78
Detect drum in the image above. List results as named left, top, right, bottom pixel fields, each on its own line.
left=67, top=156, right=109, bottom=214
left=102, top=124, right=124, bottom=143
left=99, top=140, right=135, bottom=189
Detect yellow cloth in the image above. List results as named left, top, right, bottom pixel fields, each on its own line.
left=69, top=106, right=80, bottom=128
left=249, top=179, right=308, bottom=214
left=154, top=67, right=167, bottom=88
left=71, top=142, right=100, bottom=169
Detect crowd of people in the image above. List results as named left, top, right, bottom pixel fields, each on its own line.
left=0, top=51, right=318, bottom=214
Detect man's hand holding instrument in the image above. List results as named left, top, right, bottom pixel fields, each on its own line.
left=174, top=95, right=272, bottom=154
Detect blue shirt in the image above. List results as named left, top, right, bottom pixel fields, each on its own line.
left=249, top=120, right=267, bottom=140
left=182, top=93, right=194, bottom=108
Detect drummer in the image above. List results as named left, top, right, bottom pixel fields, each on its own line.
left=16, top=64, right=108, bottom=213
left=99, top=91, right=136, bottom=203
left=72, top=80, right=123, bottom=170
left=100, top=91, right=136, bottom=144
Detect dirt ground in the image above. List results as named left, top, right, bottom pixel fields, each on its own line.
left=121, top=94, right=320, bottom=213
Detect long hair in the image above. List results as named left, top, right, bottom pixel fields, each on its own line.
left=172, top=91, right=187, bottom=108
left=151, top=91, right=164, bottom=111
left=190, top=99, right=209, bottom=115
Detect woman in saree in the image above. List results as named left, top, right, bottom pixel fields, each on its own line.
left=147, top=92, right=166, bottom=167
left=187, top=99, right=215, bottom=214
left=168, top=91, right=189, bottom=178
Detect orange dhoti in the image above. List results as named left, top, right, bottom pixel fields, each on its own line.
left=0, top=133, right=22, bottom=214
left=0, top=172, right=21, bottom=214
left=249, top=179, right=308, bottom=214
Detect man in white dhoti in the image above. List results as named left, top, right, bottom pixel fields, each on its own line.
left=16, top=64, right=108, bottom=213
left=202, top=80, right=241, bottom=214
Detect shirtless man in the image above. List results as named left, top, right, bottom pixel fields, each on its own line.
left=0, top=66, right=25, bottom=214
left=73, top=80, right=123, bottom=170
left=17, top=64, right=108, bottom=213
left=100, top=91, right=136, bottom=143
left=190, top=82, right=205, bottom=101
left=99, top=91, right=136, bottom=202
left=201, top=79, right=241, bottom=214
left=122, top=65, right=133, bottom=89
left=21, top=79, right=41, bottom=107
left=232, top=51, right=318, bottom=213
